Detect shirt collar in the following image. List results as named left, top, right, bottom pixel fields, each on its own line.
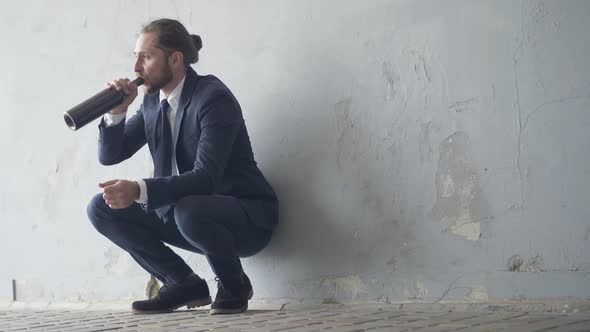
left=159, top=74, right=186, bottom=111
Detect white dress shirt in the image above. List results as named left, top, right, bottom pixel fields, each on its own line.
left=103, top=75, right=187, bottom=204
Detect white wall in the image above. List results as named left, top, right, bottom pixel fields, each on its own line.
left=1, top=0, right=589, bottom=305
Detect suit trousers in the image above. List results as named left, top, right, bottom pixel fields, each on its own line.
left=86, top=193, right=272, bottom=285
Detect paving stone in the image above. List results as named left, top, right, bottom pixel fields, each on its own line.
left=1, top=306, right=590, bottom=331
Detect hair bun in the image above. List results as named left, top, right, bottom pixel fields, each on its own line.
left=191, top=34, right=202, bottom=51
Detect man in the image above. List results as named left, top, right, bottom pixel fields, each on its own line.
left=86, top=18, right=278, bottom=315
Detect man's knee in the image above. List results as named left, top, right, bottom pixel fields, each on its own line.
left=174, top=196, right=216, bottom=237
left=175, top=195, right=205, bottom=223
left=175, top=196, right=236, bottom=256
left=86, top=193, right=112, bottom=231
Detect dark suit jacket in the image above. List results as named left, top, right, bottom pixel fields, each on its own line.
left=97, top=67, right=278, bottom=231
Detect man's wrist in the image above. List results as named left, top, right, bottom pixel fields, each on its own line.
left=135, top=179, right=148, bottom=204
left=103, top=112, right=126, bottom=127
left=133, top=181, right=140, bottom=200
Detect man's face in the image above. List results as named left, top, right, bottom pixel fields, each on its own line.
left=133, top=33, right=173, bottom=94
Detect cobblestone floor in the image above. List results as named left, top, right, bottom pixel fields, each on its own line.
left=1, top=305, right=590, bottom=332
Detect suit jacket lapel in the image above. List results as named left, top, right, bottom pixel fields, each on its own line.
left=173, top=68, right=198, bottom=150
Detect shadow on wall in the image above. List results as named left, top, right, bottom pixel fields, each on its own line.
left=256, top=59, right=359, bottom=274
left=251, top=39, right=413, bottom=287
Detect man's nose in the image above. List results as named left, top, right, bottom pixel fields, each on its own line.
left=133, top=60, right=142, bottom=73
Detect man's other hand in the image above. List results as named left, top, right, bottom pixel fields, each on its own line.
left=99, top=179, right=140, bottom=209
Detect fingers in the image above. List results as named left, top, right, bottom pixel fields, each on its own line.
left=107, top=78, right=137, bottom=96
left=104, top=196, right=133, bottom=209
left=105, top=201, right=127, bottom=209
left=102, top=192, right=117, bottom=201
left=109, top=78, right=128, bottom=94
left=100, top=180, right=119, bottom=206
left=100, top=180, right=135, bottom=210
left=99, top=179, right=118, bottom=188
left=103, top=190, right=122, bottom=208
left=121, top=78, right=131, bottom=95
left=103, top=185, right=118, bottom=195
left=128, top=81, right=138, bottom=95
left=103, top=192, right=127, bottom=209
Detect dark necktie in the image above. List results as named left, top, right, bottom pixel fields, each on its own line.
left=154, top=99, right=173, bottom=220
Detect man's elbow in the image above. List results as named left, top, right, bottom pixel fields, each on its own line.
left=98, top=154, right=120, bottom=166
left=186, top=167, right=217, bottom=194
left=98, top=158, right=117, bottom=166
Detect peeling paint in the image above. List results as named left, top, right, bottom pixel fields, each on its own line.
left=14, top=279, right=46, bottom=301
left=465, top=287, right=489, bottom=302
left=414, top=280, right=429, bottom=299
left=145, top=276, right=160, bottom=299
left=440, top=174, right=455, bottom=198
left=405, top=280, right=428, bottom=300
left=431, top=132, right=486, bottom=241
left=507, top=255, right=544, bottom=272
left=449, top=98, right=479, bottom=113
left=320, top=275, right=364, bottom=301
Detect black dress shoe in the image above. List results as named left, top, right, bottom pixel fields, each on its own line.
left=210, top=274, right=253, bottom=315
left=132, top=275, right=212, bottom=314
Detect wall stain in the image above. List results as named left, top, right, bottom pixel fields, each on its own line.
left=320, top=275, right=365, bottom=302
left=419, top=121, right=433, bottom=163
left=386, top=256, right=398, bottom=271
left=531, top=0, right=549, bottom=24
left=333, top=97, right=354, bottom=170
left=381, top=61, right=400, bottom=101
left=410, top=49, right=431, bottom=83
left=465, top=286, right=489, bottom=301
left=288, top=275, right=366, bottom=303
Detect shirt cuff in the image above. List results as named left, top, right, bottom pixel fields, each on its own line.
left=135, top=179, right=148, bottom=204
left=104, top=112, right=126, bottom=127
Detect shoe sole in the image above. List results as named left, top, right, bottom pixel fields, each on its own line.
left=209, top=303, right=248, bottom=315
left=132, top=296, right=212, bottom=315
left=209, top=289, right=253, bottom=315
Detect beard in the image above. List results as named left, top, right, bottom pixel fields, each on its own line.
left=143, top=62, right=173, bottom=94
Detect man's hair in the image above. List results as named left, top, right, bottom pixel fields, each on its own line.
left=141, top=18, right=202, bottom=66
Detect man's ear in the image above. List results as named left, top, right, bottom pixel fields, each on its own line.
left=170, top=51, right=183, bottom=66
